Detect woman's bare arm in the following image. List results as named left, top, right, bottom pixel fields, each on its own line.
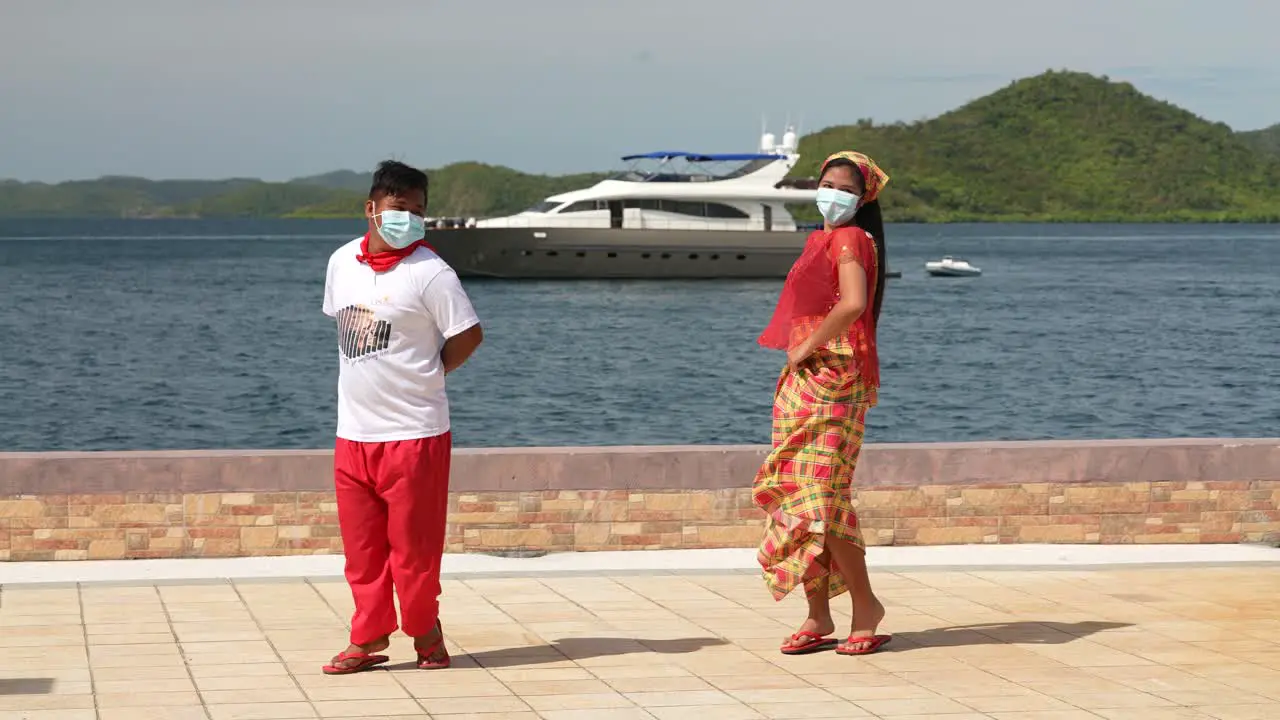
left=790, top=259, right=867, bottom=363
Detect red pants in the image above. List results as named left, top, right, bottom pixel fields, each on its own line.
left=334, top=433, right=451, bottom=645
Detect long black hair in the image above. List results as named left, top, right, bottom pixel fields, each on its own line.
left=821, top=158, right=887, bottom=324
left=854, top=200, right=886, bottom=324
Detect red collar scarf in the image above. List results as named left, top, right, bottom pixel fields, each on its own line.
left=355, top=232, right=435, bottom=272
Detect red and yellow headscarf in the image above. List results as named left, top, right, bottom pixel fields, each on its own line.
left=820, top=151, right=890, bottom=203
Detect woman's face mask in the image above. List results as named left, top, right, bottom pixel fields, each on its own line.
left=816, top=187, right=860, bottom=226
left=816, top=164, right=863, bottom=226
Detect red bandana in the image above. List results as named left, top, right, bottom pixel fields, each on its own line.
left=355, top=232, right=435, bottom=272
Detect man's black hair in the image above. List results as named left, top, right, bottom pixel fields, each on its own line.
left=369, top=160, right=429, bottom=200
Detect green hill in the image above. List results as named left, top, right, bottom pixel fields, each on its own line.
left=289, top=170, right=369, bottom=193
left=0, top=176, right=264, bottom=218
left=1, top=70, right=1278, bottom=222
left=1239, top=123, right=1280, bottom=160
left=288, top=163, right=608, bottom=219
left=0, top=164, right=606, bottom=220
left=794, top=70, right=1280, bottom=222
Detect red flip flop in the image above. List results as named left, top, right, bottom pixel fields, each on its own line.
left=416, top=621, right=451, bottom=670
left=322, top=650, right=389, bottom=675
left=836, top=634, right=892, bottom=656
left=780, top=630, right=839, bottom=655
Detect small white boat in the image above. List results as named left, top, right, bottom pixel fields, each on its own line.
left=926, top=256, right=982, bottom=277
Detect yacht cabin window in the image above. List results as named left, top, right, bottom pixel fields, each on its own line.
left=536, top=199, right=751, bottom=219
left=527, top=200, right=564, bottom=213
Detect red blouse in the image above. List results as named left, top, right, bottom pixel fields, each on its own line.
left=758, top=226, right=880, bottom=388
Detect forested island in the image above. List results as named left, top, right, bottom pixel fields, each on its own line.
left=3, top=71, right=1279, bottom=223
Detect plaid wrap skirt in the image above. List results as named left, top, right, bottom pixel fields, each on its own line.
left=752, top=346, right=874, bottom=601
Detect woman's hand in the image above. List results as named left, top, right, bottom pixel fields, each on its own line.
left=787, top=343, right=813, bottom=373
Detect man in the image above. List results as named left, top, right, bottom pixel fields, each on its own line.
left=320, top=160, right=483, bottom=674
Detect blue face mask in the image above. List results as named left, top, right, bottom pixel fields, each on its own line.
left=816, top=187, right=860, bottom=227
left=374, top=209, right=426, bottom=249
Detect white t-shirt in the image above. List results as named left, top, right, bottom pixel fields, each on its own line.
left=322, top=236, right=480, bottom=442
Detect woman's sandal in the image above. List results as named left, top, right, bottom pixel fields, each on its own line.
left=835, top=634, right=892, bottom=656
left=780, top=630, right=839, bottom=656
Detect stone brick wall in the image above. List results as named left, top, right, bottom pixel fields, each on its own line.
left=2, top=479, right=1277, bottom=561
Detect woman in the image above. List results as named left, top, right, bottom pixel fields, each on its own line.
left=754, top=150, right=890, bottom=657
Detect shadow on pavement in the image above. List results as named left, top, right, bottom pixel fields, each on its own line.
left=883, top=620, right=1134, bottom=651
left=385, top=636, right=730, bottom=670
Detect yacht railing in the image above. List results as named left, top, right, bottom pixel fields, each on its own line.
left=428, top=216, right=819, bottom=232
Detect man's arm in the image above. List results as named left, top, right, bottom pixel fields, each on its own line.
left=422, top=268, right=483, bottom=375
left=441, top=324, right=483, bottom=375
left=321, top=255, right=337, bottom=317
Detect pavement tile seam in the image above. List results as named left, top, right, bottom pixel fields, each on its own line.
left=0, top=568, right=1277, bottom=719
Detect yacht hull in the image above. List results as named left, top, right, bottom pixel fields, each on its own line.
left=427, top=227, right=811, bottom=279
left=925, top=265, right=982, bottom=277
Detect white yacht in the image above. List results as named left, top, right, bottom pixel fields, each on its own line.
left=926, top=256, right=982, bottom=277
left=428, top=128, right=824, bottom=279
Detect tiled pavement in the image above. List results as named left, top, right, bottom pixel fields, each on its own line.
left=1, top=566, right=1278, bottom=719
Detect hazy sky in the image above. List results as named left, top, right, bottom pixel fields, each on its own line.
left=3, top=0, right=1280, bottom=182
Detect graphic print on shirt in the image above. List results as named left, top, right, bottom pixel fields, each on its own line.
left=335, top=304, right=391, bottom=361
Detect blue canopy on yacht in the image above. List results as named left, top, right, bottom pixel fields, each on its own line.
left=619, top=151, right=781, bottom=162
